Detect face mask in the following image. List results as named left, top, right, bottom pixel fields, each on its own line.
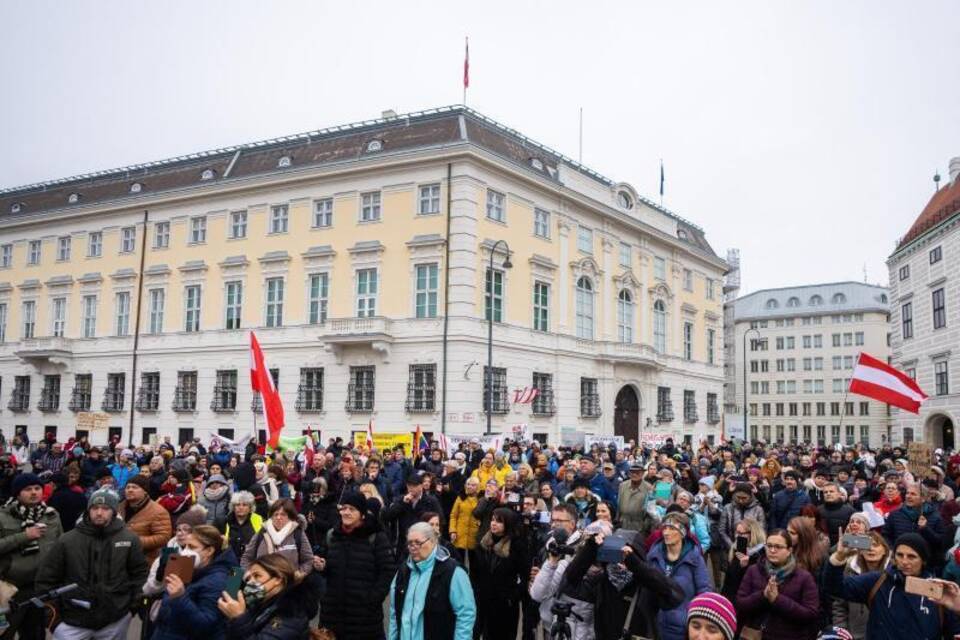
left=242, top=579, right=267, bottom=606
left=180, top=548, right=201, bottom=567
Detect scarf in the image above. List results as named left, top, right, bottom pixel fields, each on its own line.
left=6, top=498, right=48, bottom=555
left=263, top=520, right=298, bottom=552
left=480, top=531, right=511, bottom=558
left=203, top=484, right=229, bottom=502
left=764, top=555, right=797, bottom=583
left=606, top=562, right=634, bottom=592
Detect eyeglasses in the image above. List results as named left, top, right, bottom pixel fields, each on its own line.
left=766, top=543, right=789, bottom=550
left=550, top=518, right=572, bottom=524
left=406, top=539, right=428, bottom=549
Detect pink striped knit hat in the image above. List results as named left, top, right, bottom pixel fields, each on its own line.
left=686, top=592, right=737, bottom=640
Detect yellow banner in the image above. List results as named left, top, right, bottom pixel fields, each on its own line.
left=353, top=432, right=413, bottom=453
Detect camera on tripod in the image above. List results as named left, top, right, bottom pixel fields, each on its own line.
left=549, top=600, right=583, bottom=640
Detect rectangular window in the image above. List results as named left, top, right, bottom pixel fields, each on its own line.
left=149, top=289, right=164, bottom=334
left=683, top=322, right=693, bottom=360
left=312, top=200, right=332, bottom=228
left=815, top=357, right=824, bottom=370
left=762, top=402, right=770, bottom=416
left=154, top=222, right=170, bottom=249
left=933, top=288, right=947, bottom=329
left=831, top=425, right=841, bottom=444
left=577, top=226, right=593, bottom=253
left=28, top=240, right=41, bottom=265
left=230, top=210, right=248, bottom=239
left=418, top=184, right=441, bottom=215
left=619, top=242, right=631, bottom=267
left=406, top=364, right=437, bottom=412
left=265, top=278, right=284, bottom=327
left=534, top=208, right=550, bottom=239
left=481, top=366, right=509, bottom=414
left=531, top=372, right=555, bottom=416
left=485, top=268, right=503, bottom=323
left=683, top=390, right=698, bottom=423
left=789, top=402, right=798, bottom=416
left=803, top=402, right=812, bottom=416
left=902, top=302, right=913, bottom=339
left=82, top=295, right=97, bottom=338
left=657, top=386, right=674, bottom=422
left=817, top=402, right=826, bottom=416
left=533, top=281, right=549, bottom=332
left=803, top=379, right=813, bottom=394
left=173, top=371, right=198, bottom=412
left=855, top=331, right=864, bottom=346
left=930, top=246, right=943, bottom=264
left=707, top=328, right=716, bottom=365
left=88, top=232, right=102, bottom=257
left=936, top=361, right=949, bottom=396
left=270, top=205, right=289, bottom=234
left=21, top=300, right=36, bottom=339
left=776, top=337, right=784, bottom=350
left=225, top=281, right=243, bottom=330
left=859, top=401, right=869, bottom=416
left=184, top=285, right=201, bottom=332
left=39, top=375, right=60, bottom=411
left=707, top=393, right=719, bottom=423
left=485, top=189, right=505, bottom=222
left=777, top=381, right=786, bottom=394
left=103, top=373, right=125, bottom=412
left=136, top=372, right=160, bottom=412
left=121, top=226, right=136, bottom=253
left=360, top=191, right=382, bottom=222
left=189, top=217, right=206, bottom=244
left=776, top=402, right=784, bottom=416
left=347, top=365, right=376, bottom=412
left=618, top=291, right=633, bottom=342
left=833, top=356, right=842, bottom=370
left=414, top=264, right=439, bottom=318
left=51, top=297, right=66, bottom=337
left=813, top=334, right=822, bottom=348
left=846, top=424, right=855, bottom=445
left=899, top=264, right=910, bottom=280
left=580, top=377, right=600, bottom=417
left=844, top=332, right=853, bottom=346
left=356, top=269, right=378, bottom=318
left=803, top=357, right=812, bottom=371
left=683, top=269, right=693, bottom=292
left=308, top=273, right=329, bottom=325
left=815, top=379, right=824, bottom=393
left=57, top=236, right=71, bottom=261
left=654, top=256, right=666, bottom=280
left=69, top=374, right=92, bottom=412
left=115, top=291, right=131, bottom=336
left=860, top=425, right=870, bottom=445
left=212, top=370, right=238, bottom=412
left=0, top=244, right=11, bottom=268
left=706, top=279, right=715, bottom=300
left=787, top=358, right=796, bottom=372
left=9, top=376, right=30, bottom=411
left=296, top=367, right=324, bottom=412
left=786, top=337, right=795, bottom=349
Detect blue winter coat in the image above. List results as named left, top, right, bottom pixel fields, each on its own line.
left=884, top=503, right=945, bottom=555
left=151, top=548, right=239, bottom=640
left=110, top=462, right=138, bottom=490
left=645, top=539, right=712, bottom=640
left=770, top=488, right=811, bottom=530
left=825, top=561, right=960, bottom=640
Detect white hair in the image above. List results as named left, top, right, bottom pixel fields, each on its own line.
left=407, top=521, right=438, bottom=543
left=230, top=490, right=255, bottom=508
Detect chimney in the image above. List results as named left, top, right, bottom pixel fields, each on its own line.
left=950, top=156, right=960, bottom=185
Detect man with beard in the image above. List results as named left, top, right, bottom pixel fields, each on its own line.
left=0, top=473, right=63, bottom=640
left=118, top=475, right=172, bottom=564
left=818, top=482, right=854, bottom=545
left=36, top=488, right=148, bottom=640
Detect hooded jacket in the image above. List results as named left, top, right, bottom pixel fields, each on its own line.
left=35, top=512, right=149, bottom=630
left=646, top=538, right=712, bottom=640
left=151, top=548, right=239, bottom=640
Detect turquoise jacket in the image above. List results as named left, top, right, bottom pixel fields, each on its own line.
left=388, top=545, right=476, bottom=640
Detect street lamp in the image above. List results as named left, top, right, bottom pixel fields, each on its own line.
left=743, top=327, right=761, bottom=443
left=485, top=240, right=512, bottom=435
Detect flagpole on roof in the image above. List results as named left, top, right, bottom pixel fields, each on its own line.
left=463, top=36, right=469, bottom=106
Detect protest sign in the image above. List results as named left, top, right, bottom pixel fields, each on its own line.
left=76, top=412, right=110, bottom=431
left=559, top=427, right=584, bottom=447
left=352, top=431, right=414, bottom=453
left=584, top=435, right=625, bottom=450
left=442, top=433, right=503, bottom=456
left=210, top=433, right=253, bottom=454
left=907, top=442, right=933, bottom=478
left=639, top=431, right=676, bottom=447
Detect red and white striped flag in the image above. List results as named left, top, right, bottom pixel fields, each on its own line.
left=513, top=387, right=540, bottom=404
left=250, top=331, right=285, bottom=448
left=849, top=352, right=928, bottom=414
left=366, top=419, right=375, bottom=451
left=463, top=37, right=469, bottom=89
left=303, top=426, right=316, bottom=471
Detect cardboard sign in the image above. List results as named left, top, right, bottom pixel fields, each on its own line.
left=76, top=412, right=110, bottom=431
left=907, top=442, right=933, bottom=477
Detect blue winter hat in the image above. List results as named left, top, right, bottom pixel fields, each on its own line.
left=11, top=473, right=43, bottom=497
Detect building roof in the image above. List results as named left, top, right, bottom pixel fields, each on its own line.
left=0, top=105, right=718, bottom=260
left=896, top=178, right=960, bottom=252
left=734, top=281, right=889, bottom=321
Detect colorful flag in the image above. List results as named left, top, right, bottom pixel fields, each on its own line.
left=513, top=387, right=540, bottom=404
left=463, top=37, right=470, bottom=89
left=849, top=352, right=928, bottom=414
left=249, top=331, right=285, bottom=448
left=366, top=419, right=375, bottom=451
left=414, top=425, right=429, bottom=458
left=303, top=426, right=316, bottom=471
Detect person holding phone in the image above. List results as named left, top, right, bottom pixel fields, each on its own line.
left=720, top=518, right=765, bottom=601
left=830, top=530, right=890, bottom=640
left=825, top=531, right=960, bottom=640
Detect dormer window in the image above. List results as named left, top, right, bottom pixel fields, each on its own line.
left=277, top=155, right=292, bottom=168
left=617, top=191, right=633, bottom=210
left=677, top=229, right=688, bottom=240
left=130, top=183, right=142, bottom=194
left=880, top=294, right=888, bottom=303
left=765, top=299, right=779, bottom=310
left=366, top=139, right=383, bottom=153
left=832, top=293, right=847, bottom=304
left=10, top=203, right=21, bottom=214
left=530, top=158, right=544, bottom=171
left=68, top=193, right=80, bottom=204
left=809, top=295, right=823, bottom=306
left=201, top=169, right=215, bottom=181
left=787, top=297, right=800, bottom=308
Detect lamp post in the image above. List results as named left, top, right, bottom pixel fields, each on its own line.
left=485, top=240, right=512, bottom=435
left=742, top=327, right=761, bottom=442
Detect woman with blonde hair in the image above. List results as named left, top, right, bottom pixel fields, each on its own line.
left=830, top=528, right=890, bottom=639
left=721, top=517, right=765, bottom=600
left=449, top=476, right=481, bottom=560
left=517, top=463, right=538, bottom=495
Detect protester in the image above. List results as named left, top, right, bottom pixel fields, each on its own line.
left=770, top=470, right=811, bottom=531
left=448, top=476, right=480, bottom=558
left=720, top=517, right=766, bottom=601
left=120, top=474, right=173, bottom=564
left=199, top=473, right=232, bottom=532
left=685, top=592, right=738, bottom=640
left=529, top=504, right=589, bottom=639
left=241, top=498, right=312, bottom=576
left=830, top=530, right=891, bottom=640
left=383, top=471, right=442, bottom=556
left=472, top=507, right=528, bottom=638
left=225, top=491, right=263, bottom=561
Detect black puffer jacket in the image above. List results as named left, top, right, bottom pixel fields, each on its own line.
left=301, top=493, right=338, bottom=549
left=317, top=523, right=396, bottom=640
left=35, top=513, right=149, bottom=630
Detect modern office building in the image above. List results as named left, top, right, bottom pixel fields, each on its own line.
left=728, top=282, right=891, bottom=446
left=887, top=157, right=960, bottom=447
left=0, top=106, right=726, bottom=445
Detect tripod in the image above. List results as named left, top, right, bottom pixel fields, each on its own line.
left=549, top=601, right=583, bottom=640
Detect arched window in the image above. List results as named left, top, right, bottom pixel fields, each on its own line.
left=809, top=294, right=823, bottom=306
left=765, top=299, right=779, bottom=310
left=617, top=289, right=634, bottom=343
left=787, top=297, right=800, bottom=308
left=653, top=299, right=667, bottom=353
left=576, top=277, right=594, bottom=339
left=880, top=294, right=888, bottom=303
left=832, top=293, right=847, bottom=304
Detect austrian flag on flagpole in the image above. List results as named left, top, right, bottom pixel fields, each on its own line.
left=849, top=352, right=928, bottom=414
left=250, top=331, right=285, bottom=448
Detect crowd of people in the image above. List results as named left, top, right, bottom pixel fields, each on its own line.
left=5, top=430, right=960, bottom=640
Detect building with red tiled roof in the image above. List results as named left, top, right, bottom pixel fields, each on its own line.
left=887, top=157, right=960, bottom=447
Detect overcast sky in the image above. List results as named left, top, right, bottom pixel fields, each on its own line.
left=2, top=2, right=958, bottom=293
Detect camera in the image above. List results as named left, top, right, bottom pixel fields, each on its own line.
left=545, top=530, right=577, bottom=557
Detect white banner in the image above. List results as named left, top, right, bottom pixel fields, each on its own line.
left=210, top=433, right=253, bottom=454
left=725, top=413, right=745, bottom=441
left=442, top=433, right=503, bottom=457
left=584, top=435, right=625, bottom=450
left=639, top=431, right=676, bottom=447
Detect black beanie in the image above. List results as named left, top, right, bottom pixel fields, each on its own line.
left=338, top=491, right=367, bottom=514
left=895, top=532, right=930, bottom=565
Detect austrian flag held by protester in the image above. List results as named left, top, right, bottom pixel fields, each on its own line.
left=249, top=331, right=285, bottom=448
left=849, top=352, right=928, bottom=414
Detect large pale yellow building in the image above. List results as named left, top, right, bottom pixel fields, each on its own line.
left=0, top=106, right=726, bottom=446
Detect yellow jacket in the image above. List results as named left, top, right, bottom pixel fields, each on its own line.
left=449, top=495, right=480, bottom=550
left=472, top=463, right=511, bottom=487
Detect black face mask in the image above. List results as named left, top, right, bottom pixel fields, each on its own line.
left=922, top=478, right=940, bottom=489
